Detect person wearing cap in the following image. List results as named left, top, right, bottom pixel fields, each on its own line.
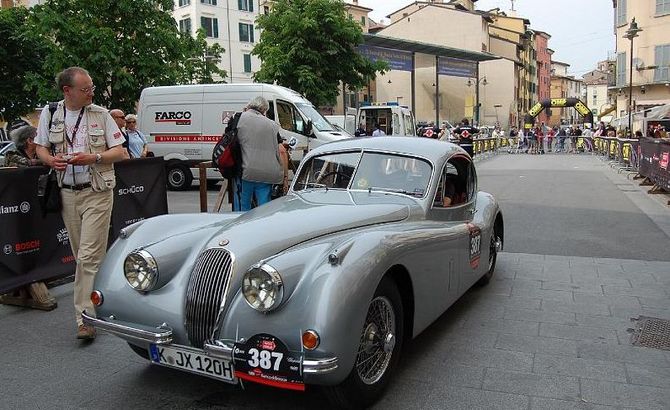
left=124, top=114, right=148, bottom=158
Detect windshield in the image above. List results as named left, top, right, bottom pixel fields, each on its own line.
left=295, top=103, right=335, bottom=132
left=294, top=151, right=432, bottom=198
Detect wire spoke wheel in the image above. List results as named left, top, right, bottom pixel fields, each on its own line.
left=355, top=296, right=396, bottom=385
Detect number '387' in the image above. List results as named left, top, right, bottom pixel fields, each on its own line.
left=247, top=348, right=284, bottom=371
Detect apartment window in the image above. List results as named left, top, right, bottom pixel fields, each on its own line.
left=178, top=0, right=190, bottom=6
left=616, top=0, right=626, bottom=26
left=201, top=17, right=219, bottom=38
left=239, top=22, right=254, bottom=42
left=360, top=16, right=365, bottom=26
left=238, top=0, right=253, bottom=12
left=201, top=0, right=217, bottom=5
left=263, top=5, right=270, bottom=14
left=654, top=44, right=670, bottom=82
left=179, top=18, right=191, bottom=34
left=243, top=54, right=252, bottom=73
left=616, top=52, right=626, bottom=86
left=657, top=0, right=670, bottom=15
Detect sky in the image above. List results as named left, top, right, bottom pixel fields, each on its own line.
left=358, top=0, right=614, bottom=79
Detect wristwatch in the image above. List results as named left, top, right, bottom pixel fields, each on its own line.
left=95, top=153, right=102, bottom=164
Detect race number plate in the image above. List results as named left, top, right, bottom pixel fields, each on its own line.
left=149, top=344, right=235, bottom=383
left=468, top=223, right=482, bottom=269
left=233, top=334, right=305, bottom=391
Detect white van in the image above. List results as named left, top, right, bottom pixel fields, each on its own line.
left=356, top=102, right=418, bottom=137
left=137, top=84, right=351, bottom=190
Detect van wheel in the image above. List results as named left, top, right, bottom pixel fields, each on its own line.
left=167, top=164, right=192, bottom=191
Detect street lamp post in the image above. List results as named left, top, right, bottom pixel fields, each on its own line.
left=467, top=76, right=488, bottom=125
left=624, top=18, right=642, bottom=136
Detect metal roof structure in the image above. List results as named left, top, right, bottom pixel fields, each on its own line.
left=362, top=33, right=500, bottom=63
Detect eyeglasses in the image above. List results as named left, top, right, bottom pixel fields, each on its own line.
left=78, top=85, right=96, bottom=94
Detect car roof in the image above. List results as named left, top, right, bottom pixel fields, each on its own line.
left=307, top=136, right=466, bottom=164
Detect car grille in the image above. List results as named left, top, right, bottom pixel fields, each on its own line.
left=185, top=248, right=234, bottom=348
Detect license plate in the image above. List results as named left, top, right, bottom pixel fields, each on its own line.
left=149, top=344, right=236, bottom=383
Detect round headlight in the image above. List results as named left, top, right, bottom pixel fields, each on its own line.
left=124, top=249, right=159, bottom=292
left=242, top=264, right=283, bottom=312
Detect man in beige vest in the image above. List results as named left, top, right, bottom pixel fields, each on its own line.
left=35, top=66, right=128, bottom=340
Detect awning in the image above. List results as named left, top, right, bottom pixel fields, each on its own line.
left=644, top=104, right=670, bottom=120
left=362, top=33, right=500, bottom=62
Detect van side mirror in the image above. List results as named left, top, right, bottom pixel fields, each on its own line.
left=304, top=120, right=314, bottom=138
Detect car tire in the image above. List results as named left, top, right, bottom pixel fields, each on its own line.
left=167, top=164, right=192, bottom=191
left=477, top=225, right=502, bottom=287
left=127, top=342, right=150, bottom=360
left=325, top=277, right=404, bottom=410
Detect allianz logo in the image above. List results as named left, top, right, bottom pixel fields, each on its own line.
left=0, top=202, right=30, bottom=215
left=118, top=185, right=145, bottom=196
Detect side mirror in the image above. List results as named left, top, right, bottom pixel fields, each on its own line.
left=304, top=120, right=314, bottom=138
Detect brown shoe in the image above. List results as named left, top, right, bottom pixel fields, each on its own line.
left=77, top=324, right=96, bottom=340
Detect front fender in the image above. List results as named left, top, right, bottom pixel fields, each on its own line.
left=218, top=229, right=404, bottom=385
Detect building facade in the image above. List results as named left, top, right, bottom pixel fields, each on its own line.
left=611, top=0, right=670, bottom=128
left=549, top=61, right=584, bottom=126
left=583, top=66, right=614, bottom=123
left=535, top=31, right=552, bottom=125
left=173, top=0, right=261, bottom=83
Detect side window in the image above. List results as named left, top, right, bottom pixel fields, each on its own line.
left=266, top=101, right=275, bottom=121
left=432, top=158, right=472, bottom=208
left=277, top=101, right=304, bottom=133
left=392, top=113, right=400, bottom=134
left=403, top=113, right=413, bottom=136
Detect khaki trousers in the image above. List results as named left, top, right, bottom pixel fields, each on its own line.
left=60, top=187, right=113, bottom=326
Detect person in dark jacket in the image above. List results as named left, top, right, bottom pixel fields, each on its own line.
left=453, top=118, right=479, bottom=157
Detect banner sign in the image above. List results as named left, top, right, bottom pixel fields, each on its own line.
left=639, top=137, right=670, bottom=190
left=437, top=57, right=477, bottom=78
left=358, top=45, right=413, bottom=72
left=0, top=158, right=167, bottom=294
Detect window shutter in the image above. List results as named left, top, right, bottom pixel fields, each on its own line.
left=238, top=0, right=243, bottom=10
left=249, top=0, right=254, bottom=12
left=212, top=0, right=217, bottom=5
left=213, top=18, right=219, bottom=38
left=239, top=22, right=244, bottom=41
left=250, top=26, right=254, bottom=43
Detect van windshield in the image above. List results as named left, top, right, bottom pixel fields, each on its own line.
left=295, top=103, right=335, bottom=132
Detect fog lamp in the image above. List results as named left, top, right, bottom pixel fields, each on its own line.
left=302, top=329, right=320, bottom=350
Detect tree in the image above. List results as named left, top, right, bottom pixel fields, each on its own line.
left=252, top=0, right=387, bottom=107
left=0, top=7, right=51, bottom=122
left=26, top=0, right=226, bottom=113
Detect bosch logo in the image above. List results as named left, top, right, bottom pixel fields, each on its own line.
left=20, top=202, right=30, bottom=213
left=3, top=244, right=12, bottom=255
left=16, top=240, right=40, bottom=252
left=118, top=185, right=145, bottom=196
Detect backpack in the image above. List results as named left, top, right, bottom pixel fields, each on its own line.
left=212, top=112, right=242, bottom=178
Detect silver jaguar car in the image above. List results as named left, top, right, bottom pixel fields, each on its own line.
left=84, top=136, right=503, bottom=409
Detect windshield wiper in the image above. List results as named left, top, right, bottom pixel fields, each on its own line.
left=367, top=186, right=423, bottom=197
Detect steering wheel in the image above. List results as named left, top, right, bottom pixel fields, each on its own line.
left=317, top=170, right=348, bottom=183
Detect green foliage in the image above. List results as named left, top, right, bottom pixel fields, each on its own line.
left=0, top=7, right=51, bottom=122
left=1, top=0, right=226, bottom=117
left=252, top=0, right=387, bottom=107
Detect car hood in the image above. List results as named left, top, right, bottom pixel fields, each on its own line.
left=208, top=191, right=410, bottom=257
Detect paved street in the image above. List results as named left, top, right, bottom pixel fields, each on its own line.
left=2, top=152, right=670, bottom=409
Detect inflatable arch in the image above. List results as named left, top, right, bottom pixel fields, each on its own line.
left=524, top=98, right=594, bottom=129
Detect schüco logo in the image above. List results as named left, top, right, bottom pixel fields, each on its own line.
left=118, top=185, right=145, bottom=196
left=155, top=111, right=192, bottom=125
left=0, top=201, right=31, bottom=216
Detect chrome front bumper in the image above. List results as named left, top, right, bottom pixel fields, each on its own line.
left=82, top=311, right=338, bottom=375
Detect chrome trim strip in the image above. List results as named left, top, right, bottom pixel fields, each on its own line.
left=81, top=310, right=173, bottom=345
left=303, top=357, right=339, bottom=374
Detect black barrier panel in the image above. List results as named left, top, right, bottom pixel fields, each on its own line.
left=639, top=138, right=670, bottom=191
left=0, top=158, right=168, bottom=294
left=111, top=157, right=168, bottom=236
left=0, top=167, right=75, bottom=294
